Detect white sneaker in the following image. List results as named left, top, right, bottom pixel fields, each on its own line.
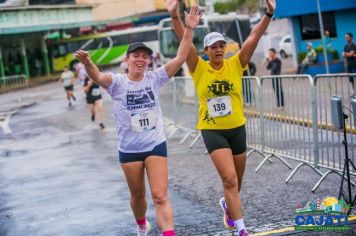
left=137, top=220, right=151, bottom=236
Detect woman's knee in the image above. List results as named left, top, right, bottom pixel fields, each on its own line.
left=131, top=193, right=145, bottom=204
left=222, top=174, right=238, bottom=190
left=151, top=191, right=168, bottom=206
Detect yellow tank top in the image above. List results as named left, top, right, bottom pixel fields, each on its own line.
left=190, top=53, right=246, bottom=130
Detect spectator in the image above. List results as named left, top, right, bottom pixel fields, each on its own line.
left=324, top=30, right=333, bottom=52
left=297, top=42, right=317, bottom=74
left=267, top=48, right=284, bottom=108
left=343, top=32, right=356, bottom=93
left=152, top=52, right=162, bottom=68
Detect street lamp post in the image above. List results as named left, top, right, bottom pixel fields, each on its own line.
left=316, top=0, right=330, bottom=74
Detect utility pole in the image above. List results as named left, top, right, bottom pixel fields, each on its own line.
left=316, top=0, right=330, bottom=74
left=205, top=0, right=215, bottom=15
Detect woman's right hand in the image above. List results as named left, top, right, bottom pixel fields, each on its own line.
left=184, top=5, right=203, bottom=30
left=166, top=0, right=179, bottom=16
left=75, top=50, right=91, bottom=66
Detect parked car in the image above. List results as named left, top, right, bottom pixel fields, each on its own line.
left=249, top=12, right=262, bottom=26
left=278, top=35, right=292, bottom=58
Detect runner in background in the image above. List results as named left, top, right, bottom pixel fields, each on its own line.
left=83, top=76, right=105, bottom=130
left=59, top=66, right=76, bottom=107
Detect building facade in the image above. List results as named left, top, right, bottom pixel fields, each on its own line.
left=275, top=0, right=356, bottom=70
left=0, top=3, right=94, bottom=77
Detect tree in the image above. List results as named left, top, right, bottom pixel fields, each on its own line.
left=214, top=0, right=258, bottom=14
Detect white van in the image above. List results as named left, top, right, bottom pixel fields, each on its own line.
left=278, top=35, right=292, bottom=58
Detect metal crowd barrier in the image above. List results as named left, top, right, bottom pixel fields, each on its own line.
left=0, top=75, right=28, bottom=93
left=255, top=74, right=355, bottom=191
left=161, top=78, right=175, bottom=124
left=243, top=76, right=269, bottom=161
left=161, top=76, right=201, bottom=146
left=311, top=74, right=356, bottom=191
left=256, top=75, right=315, bottom=174
left=160, top=73, right=356, bottom=192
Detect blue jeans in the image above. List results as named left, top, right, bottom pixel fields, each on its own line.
left=347, top=66, right=356, bottom=83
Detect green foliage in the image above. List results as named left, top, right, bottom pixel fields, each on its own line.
left=331, top=50, right=339, bottom=60
left=298, top=50, right=339, bottom=63
left=214, top=0, right=241, bottom=14
left=315, top=46, right=339, bottom=60
left=298, top=53, right=306, bottom=63
left=214, top=0, right=258, bottom=14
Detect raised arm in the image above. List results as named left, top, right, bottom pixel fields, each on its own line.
left=164, top=5, right=203, bottom=77
left=74, top=50, right=112, bottom=89
left=167, top=0, right=199, bottom=73
left=239, top=0, right=275, bottom=68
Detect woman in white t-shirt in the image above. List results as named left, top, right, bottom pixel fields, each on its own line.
left=59, top=66, right=76, bottom=107
left=75, top=6, right=202, bottom=236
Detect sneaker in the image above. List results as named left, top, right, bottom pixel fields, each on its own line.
left=99, top=123, right=105, bottom=130
left=68, top=102, right=72, bottom=107
left=219, top=197, right=235, bottom=229
left=91, top=114, right=95, bottom=121
left=239, top=229, right=249, bottom=236
left=137, top=220, right=151, bottom=236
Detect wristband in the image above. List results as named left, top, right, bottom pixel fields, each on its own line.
left=265, top=12, right=274, bottom=18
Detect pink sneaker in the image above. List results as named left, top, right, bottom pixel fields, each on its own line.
left=219, top=197, right=235, bottom=229
left=239, top=229, right=249, bottom=236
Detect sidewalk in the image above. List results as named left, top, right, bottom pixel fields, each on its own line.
left=27, top=73, right=61, bottom=87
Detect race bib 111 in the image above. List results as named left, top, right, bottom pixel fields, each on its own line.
left=131, top=110, right=157, bottom=132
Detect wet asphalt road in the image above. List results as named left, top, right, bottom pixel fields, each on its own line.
left=1, top=79, right=355, bottom=236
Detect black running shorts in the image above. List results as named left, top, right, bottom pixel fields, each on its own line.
left=201, top=125, right=247, bottom=155
left=86, top=95, right=102, bottom=104
left=64, top=85, right=74, bottom=91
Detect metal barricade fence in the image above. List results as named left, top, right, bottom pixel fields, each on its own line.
left=243, top=76, right=265, bottom=157
left=256, top=75, right=316, bottom=174
left=161, top=76, right=200, bottom=145
left=161, top=73, right=356, bottom=192
left=0, top=75, right=28, bottom=93
left=173, top=76, right=198, bottom=131
left=255, top=74, right=355, bottom=192
left=160, top=78, right=175, bottom=124
left=311, top=74, right=356, bottom=191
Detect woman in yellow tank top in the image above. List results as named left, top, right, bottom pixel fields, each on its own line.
left=167, top=0, right=276, bottom=235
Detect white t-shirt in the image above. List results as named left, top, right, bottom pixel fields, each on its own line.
left=106, top=66, right=170, bottom=153
left=79, top=68, right=88, bottom=81
left=61, top=71, right=74, bottom=87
